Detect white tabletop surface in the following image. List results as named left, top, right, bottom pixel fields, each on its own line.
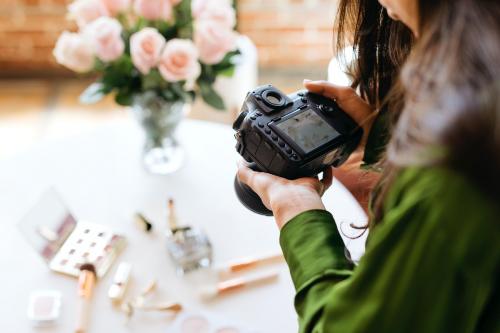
left=0, top=118, right=367, bottom=333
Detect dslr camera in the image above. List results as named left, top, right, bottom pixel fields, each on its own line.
left=233, top=84, right=363, bottom=215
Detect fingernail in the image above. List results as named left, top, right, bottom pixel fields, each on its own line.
left=303, top=79, right=312, bottom=83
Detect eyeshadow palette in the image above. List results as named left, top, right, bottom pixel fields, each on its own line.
left=18, top=189, right=126, bottom=278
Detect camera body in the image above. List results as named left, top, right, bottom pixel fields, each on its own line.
left=233, top=85, right=362, bottom=181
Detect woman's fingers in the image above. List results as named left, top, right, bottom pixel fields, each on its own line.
left=304, top=80, right=356, bottom=102
left=303, top=80, right=374, bottom=131
left=237, top=161, right=275, bottom=196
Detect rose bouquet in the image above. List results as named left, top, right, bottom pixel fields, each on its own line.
left=53, top=0, right=240, bottom=110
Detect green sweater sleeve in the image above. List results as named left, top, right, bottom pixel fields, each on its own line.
left=280, top=168, right=500, bottom=333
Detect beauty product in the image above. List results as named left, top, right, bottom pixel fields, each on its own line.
left=135, top=213, right=153, bottom=232
left=76, top=263, right=97, bottom=333
left=137, top=302, right=183, bottom=312
left=200, top=270, right=279, bottom=300
left=108, top=262, right=132, bottom=305
left=27, top=290, right=62, bottom=327
left=170, top=311, right=259, bottom=333
left=18, top=189, right=126, bottom=278
left=121, top=279, right=183, bottom=319
left=165, top=198, right=213, bottom=275
left=214, top=253, right=284, bottom=278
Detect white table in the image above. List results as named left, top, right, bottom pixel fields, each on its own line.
left=0, top=118, right=367, bottom=333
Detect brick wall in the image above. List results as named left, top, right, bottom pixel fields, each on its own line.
left=0, top=0, right=75, bottom=76
left=0, top=0, right=338, bottom=76
left=237, top=0, right=338, bottom=68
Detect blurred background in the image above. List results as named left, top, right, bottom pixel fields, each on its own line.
left=0, top=0, right=339, bottom=159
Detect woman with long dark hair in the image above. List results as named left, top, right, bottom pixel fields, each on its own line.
left=237, top=0, right=499, bottom=331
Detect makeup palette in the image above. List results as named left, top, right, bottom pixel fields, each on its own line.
left=170, top=312, right=259, bottom=333
left=18, top=189, right=126, bottom=278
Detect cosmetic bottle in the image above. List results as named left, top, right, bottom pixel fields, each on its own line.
left=165, top=199, right=213, bottom=275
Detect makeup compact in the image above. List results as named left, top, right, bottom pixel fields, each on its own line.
left=169, top=312, right=259, bottom=333
left=18, top=189, right=126, bottom=278
left=27, top=290, right=62, bottom=327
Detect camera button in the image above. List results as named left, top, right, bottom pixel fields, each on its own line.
left=298, top=92, right=305, bottom=97
left=291, top=153, right=299, bottom=160
left=301, top=97, right=307, bottom=103
left=286, top=147, right=292, bottom=154
left=271, top=134, right=278, bottom=141
left=265, top=128, right=271, bottom=134
left=250, top=116, right=257, bottom=120
left=256, top=112, right=262, bottom=116
left=258, top=122, right=265, bottom=128
left=278, top=140, right=285, bottom=147
left=299, top=104, right=308, bottom=110
left=319, top=104, right=334, bottom=113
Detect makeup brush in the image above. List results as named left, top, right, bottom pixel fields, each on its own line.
left=75, top=263, right=97, bottom=333
left=214, top=253, right=284, bottom=278
left=200, top=270, right=279, bottom=300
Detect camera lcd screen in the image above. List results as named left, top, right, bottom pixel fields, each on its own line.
left=276, top=109, right=340, bottom=154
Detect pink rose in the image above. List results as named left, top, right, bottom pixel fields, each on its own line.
left=192, top=0, right=235, bottom=28
left=84, top=17, right=124, bottom=62
left=130, top=27, right=166, bottom=74
left=192, top=0, right=231, bottom=17
left=101, top=0, right=131, bottom=15
left=133, top=0, right=173, bottom=20
left=68, top=0, right=109, bottom=28
left=53, top=31, right=95, bottom=73
left=194, top=20, right=237, bottom=64
left=158, top=39, right=201, bottom=82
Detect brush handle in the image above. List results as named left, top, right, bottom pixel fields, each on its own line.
left=216, top=254, right=284, bottom=277
left=75, top=298, right=90, bottom=333
left=219, top=270, right=280, bottom=293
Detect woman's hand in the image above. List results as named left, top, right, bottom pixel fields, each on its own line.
left=304, top=80, right=381, bottom=212
left=330, top=152, right=381, bottom=213
left=303, top=80, right=375, bottom=148
left=237, top=161, right=333, bottom=230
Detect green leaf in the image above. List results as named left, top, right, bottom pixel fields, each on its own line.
left=218, top=65, right=236, bottom=77
left=79, top=82, right=110, bottom=104
left=213, top=50, right=241, bottom=69
left=160, top=89, right=176, bottom=101
left=115, top=89, right=134, bottom=106
left=174, top=0, right=193, bottom=39
left=101, top=56, right=135, bottom=88
left=198, top=80, right=225, bottom=110
left=142, top=70, right=166, bottom=91
left=170, top=82, right=194, bottom=103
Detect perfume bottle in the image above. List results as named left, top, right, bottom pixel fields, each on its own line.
left=165, top=199, right=213, bottom=275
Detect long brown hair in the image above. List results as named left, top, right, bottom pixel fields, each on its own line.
left=335, top=0, right=500, bottom=222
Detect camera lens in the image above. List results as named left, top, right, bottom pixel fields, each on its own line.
left=262, top=90, right=285, bottom=107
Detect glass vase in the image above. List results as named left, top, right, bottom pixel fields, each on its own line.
left=132, top=92, right=189, bottom=175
